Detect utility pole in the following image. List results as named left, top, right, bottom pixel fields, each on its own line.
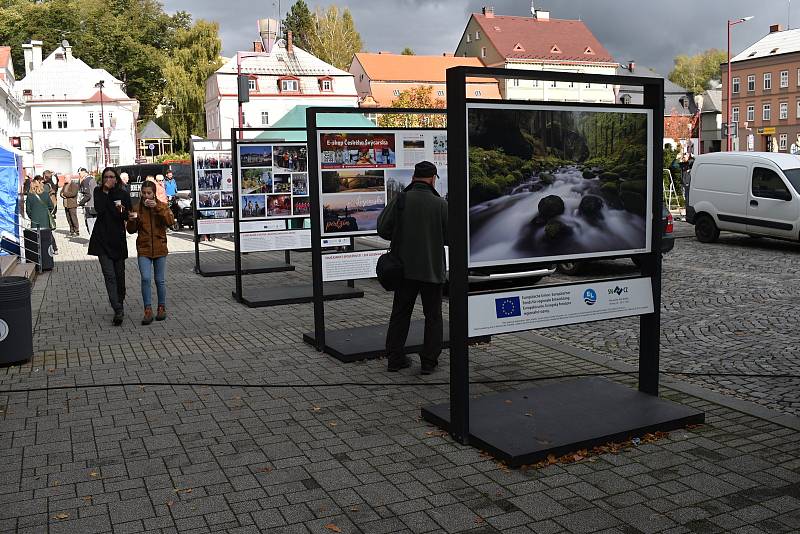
left=95, top=80, right=107, bottom=167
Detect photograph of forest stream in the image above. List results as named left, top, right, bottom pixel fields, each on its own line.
left=468, top=105, right=652, bottom=266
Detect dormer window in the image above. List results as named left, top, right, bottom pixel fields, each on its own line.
left=550, top=45, right=562, bottom=54
left=513, top=43, right=525, bottom=52
left=393, top=89, right=401, bottom=96
left=319, top=77, right=333, bottom=92
left=584, top=46, right=595, bottom=55
left=279, top=76, right=300, bottom=93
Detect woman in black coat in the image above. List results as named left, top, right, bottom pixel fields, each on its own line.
left=88, top=167, right=133, bottom=325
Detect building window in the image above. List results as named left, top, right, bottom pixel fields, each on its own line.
left=550, top=80, right=557, bottom=88
left=248, top=79, right=256, bottom=91
left=89, top=112, right=95, bottom=128
left=585, top=82, right=591, bottom=88
left=781, top=70, right=789, bottom=88
left=321, top=79, right=332, bottom=91
left=732, top=77, right=740, bottom=94
left=532, top=79, right=539, bottom=87
left=764, top=73, right=772, bottom=90
left=512, top=79, right=519, bottom=87
left=747, top=105, right=755, bottom=121
left=780, top=102, right=788, bottom=119
left=480, top=47, right=486, bottom=58
left=109, top=147, right=120, bottom=167
left=41, top=113, right=52, bottom=129
left=747, top=75, right=755, bottom=91
left=466, top=34, right=471, bottom=43
left=797, top=100, right=800, bottom=118
left=393, top=89, right=401, bottom=96
left=280, top=78, right=299, bottom=92
left=474, top=90, right=482, bottom=96
left=261, top=111, right=269, bottom=125
left=436, top=89, right=445, bottom=96
left=475, top=31, right=480, bottom=40
left=57, top=113, right=68, bottom=129
left=763, top=103, right=771, bottom=121
left=732, top=106, right=739, bottom=123
left=780, top=133, right=788, bottom=150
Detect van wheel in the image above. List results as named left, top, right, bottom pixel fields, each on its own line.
left=694, top=215, right=719, bottom=243
left=557, top=261, right=584, bottom=275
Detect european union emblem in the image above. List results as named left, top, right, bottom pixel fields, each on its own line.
left=495, top=296, right=522, bottom=318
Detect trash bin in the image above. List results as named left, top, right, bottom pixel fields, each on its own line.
left=0, top=276, right=33, bottom=364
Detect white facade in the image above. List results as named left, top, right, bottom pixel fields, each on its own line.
left=0, top=47, right=23, bottom=149
left=501, top=62, right=617, bottom=103
left=205, top=38, right=358, bottom=140
left=17, top=41, right=139, bottom=175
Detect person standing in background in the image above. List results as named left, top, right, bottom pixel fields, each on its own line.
left=78, top=167, right=97, bottom=235
left=60, top=174, right=81, bottom=236
left=25, top=175, right=58, bottom=255
left=164, top=170, right=177, bottom=200
left=43, top=170, right=58, bottom=221
left=119, top=172, right=130, bottom=193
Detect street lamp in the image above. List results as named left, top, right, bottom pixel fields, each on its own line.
left=694, top=93, right=704, bottom=154
left=94, top=80, right=107, bottom=167
left=727, top=16, right=753, bottom=152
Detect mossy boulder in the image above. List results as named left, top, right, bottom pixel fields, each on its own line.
left=621, top=191, right=646, bottom=215
left=620, top=179, right=646, bottom=195
left=600, top=180, right=619, bottom=196
left=539, top=172, right=555, bottom=185
left=538, top=195, right=565, bottom=219
left=544, top=219, right=571, bottom=240
left=599, top=172, right=620, bottom=182
left=582, top=170, right=596, bottom=179
left=578, top=195, right=604, bottom=220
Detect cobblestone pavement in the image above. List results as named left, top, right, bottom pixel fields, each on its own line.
left=544, top=221, right=800, bottom=417
left=1, top=214, right=800, bottom=533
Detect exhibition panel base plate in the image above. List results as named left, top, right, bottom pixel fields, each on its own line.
left=303, top=320, right=452, bottom=363
left=234, top=283, right=364, bottom=308
left=196, top=257, right=295, bottom=277
left=421, top=377, right=705, bottom=467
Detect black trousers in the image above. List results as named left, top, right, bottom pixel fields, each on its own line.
left=98, top=255, right=126, bottom=313
left=386, top=279, right=443, bottom=366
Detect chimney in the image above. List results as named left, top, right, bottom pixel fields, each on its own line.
left=31, top=40, right=42, bottom=69
left=258, top=18, right=279, bottom=53
left=770, top=24, right=783, bottom=33
left=22, top=43, right=33, bottom=76
left=378, top=51, right=392, bottom=55
left=252, top=41, right=264, bottom=53
left=442, top=52, right=454, bottom=56
left=628, top=61, right=635, bottom=73
left=534, top=10, right=550, bottom=20
left=482, top=6, right=494, bottom=18
left=287, top=31, right=293, bottom=55
left=63, top=40, right=72, bottom=59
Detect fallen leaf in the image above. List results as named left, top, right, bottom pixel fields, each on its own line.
left=82, top=496, right=92, bottom=503
left=504, top=400, right=513, bottom=405
left=328, top=421, right=337, bottom=427
left=524, top=412, right=534, bottom=417
left=89, top=471, right=99, bottom=478
left=311, top=405, right=321, bottom=412
left=474, top=516, right=485, bottom=524
left=173, top=487, right=193, bottom=494
left=257, top=466, right=273, bottom=473
left=53, top=512, right=69, bottom=520
left=349, top=506, right=359, bottom=512
left=324, top=524, right=342, bottom=533
left=425, top=430, right=448, bottom=438
left=166, top=500, right=175, bottom=507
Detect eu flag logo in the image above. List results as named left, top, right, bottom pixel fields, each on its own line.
left=495, top=296, right=522, bottom=318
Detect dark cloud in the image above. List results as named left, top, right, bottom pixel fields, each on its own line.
left=163, top=0, right=789, bottom=77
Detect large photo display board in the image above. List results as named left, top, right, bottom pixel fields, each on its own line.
left=467, top=103, right=653, bottom=268
left=193, top=140, right=234, bottom=235
left=317, top=130, right=448, bottom=237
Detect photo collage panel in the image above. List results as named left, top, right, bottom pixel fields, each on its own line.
left=238, top=144, right=310, bottom=220
left=194, top=150, right=233, bottom=212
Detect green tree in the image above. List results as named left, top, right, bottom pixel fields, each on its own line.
left=401, top=47, right=414, bottom=55
left=668, top=49, right=727, bottom=94
left=307, top=5, right=362, bottom=70
left=282, top=0, right=315, bottom=51
left=161, top=20, right=223, bottom=150
left=378, top=85, right=446, bottom=128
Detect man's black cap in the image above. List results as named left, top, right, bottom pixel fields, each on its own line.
left=414, top=160, right=437, bottom=178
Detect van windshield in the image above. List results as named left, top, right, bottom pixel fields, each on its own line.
left=782, top=168, right=800, bottom=194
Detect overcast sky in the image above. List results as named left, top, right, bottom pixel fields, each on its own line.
left=161, top=0, right=791, bottom=76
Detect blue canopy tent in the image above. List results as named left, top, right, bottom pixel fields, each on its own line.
left=0, top=144, right=24, bottom=256
left=255, top=105, right=375, bottom=141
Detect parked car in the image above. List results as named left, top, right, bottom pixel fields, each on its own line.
left=686, top=152, right=800, bottom=243
left=557, top=205, right=675, bottom=275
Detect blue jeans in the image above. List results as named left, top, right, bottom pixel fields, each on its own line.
left=138, top=256, right=167, bottom=308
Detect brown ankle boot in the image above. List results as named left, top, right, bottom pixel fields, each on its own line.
left=156, top=305, right=166, bottom=321
left=141, top=307, right=153, bottom=325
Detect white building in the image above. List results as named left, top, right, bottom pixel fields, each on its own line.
left=17, top=40, right=139, bottom=175
left=0, top=46, right=23, bottom=149
left=455, top=7, right=618, bottom=103
left=205, top=27, right=358, bottom=140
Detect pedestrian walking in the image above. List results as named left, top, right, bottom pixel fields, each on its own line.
left=78, top=167, right=97, bottom=235
left=164, top=170, right=178, bottom=200
left=377, top=161, right=447, bottom=374
left=88, top=167, right=132, bottom=326
left=24, top=175, right=58, bottom=255
left=126, top=180, right=174, bottom=325
left=153, top=174, right=168, bottom=203
left=60, top=173, right=81, bottom=236
left=43, top=170, right=58, bottom=220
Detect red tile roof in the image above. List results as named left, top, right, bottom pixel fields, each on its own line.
left=0, top=46, right=11, bottom=70
left=354, top=53, right=488, bottom=82
left=472, top=14, right=615, bottom=64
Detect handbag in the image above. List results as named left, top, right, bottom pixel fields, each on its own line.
left=376, top=192, right=406, bottom=291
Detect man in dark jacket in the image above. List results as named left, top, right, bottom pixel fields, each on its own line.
left=77, top=168, right=97, bottom=234
left=377, top=161, right=448, bottom=374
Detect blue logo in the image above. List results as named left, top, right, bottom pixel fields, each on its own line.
left=495, top=296, right=522, bottom=318
left=583, top=288, right=597, bottom=305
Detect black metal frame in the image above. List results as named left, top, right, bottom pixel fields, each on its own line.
left=444, top=66, right=665, bottom=444
left=306, top=106, right=447, bottom=352
left=230, top=127, right=308, bottom=301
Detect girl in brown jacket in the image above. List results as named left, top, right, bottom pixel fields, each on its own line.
left=126, top=181, right=175, bottom=324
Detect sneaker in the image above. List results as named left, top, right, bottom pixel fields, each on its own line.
left=155, top=305, right=166, bottom=321
left=141, top=306, right=153, bottom=325
left=113, top=310, right=124, bottom=326
left=387, top=356, right=411, bottom=372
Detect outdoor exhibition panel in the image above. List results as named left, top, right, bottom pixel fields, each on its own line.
left=190, top=137, right=293, bottom=277
left=420, top=66, right=703, bottom=466
left=230, top=128, right=362, bottom=307
left=304, top=107, right=457, bottom=362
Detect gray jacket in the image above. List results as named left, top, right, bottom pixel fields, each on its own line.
left=377, top=181, right=448, bottom=284
left=79, top=176, right=96, bottom=212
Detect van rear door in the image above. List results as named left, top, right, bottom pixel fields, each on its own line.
left=746, top=165, right=800, bottom=238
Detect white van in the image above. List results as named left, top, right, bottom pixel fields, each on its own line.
left=687, top=152, right=800, bottom=242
